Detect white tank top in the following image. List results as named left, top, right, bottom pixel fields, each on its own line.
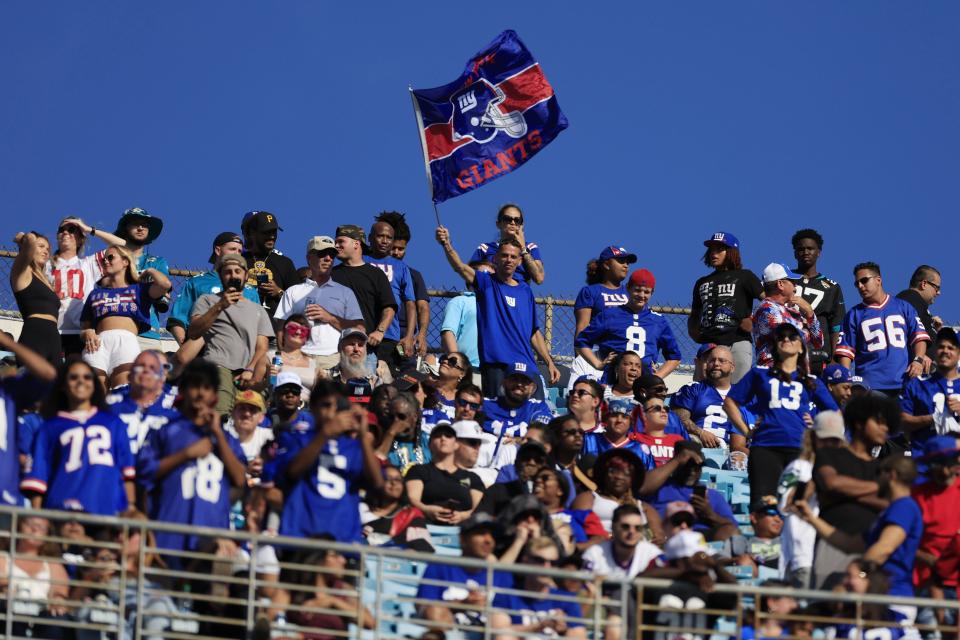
left=9, top=557, right=52, bottom=600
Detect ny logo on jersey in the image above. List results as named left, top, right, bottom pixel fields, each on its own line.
left=504, top=295, right=516, bottom=307
left=717, top=283, right=736, bottom=297
left=374, top=263, right=395, bottom=282
left=601, top=292, right=629, bottom=306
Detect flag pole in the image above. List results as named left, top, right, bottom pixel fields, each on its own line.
left=409, top=86, right=442, bottom=226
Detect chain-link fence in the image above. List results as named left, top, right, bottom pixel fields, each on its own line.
left=0, top=250, right=699, bottom=366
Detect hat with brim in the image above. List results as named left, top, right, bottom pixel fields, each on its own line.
left=460, top=512, right=500, bottom=535
left=209, top=231, right=243, bottom=264
left=663, top=529, right=716, bottom=561
left=919, top=435, right=960, bottom=463
left=234, top=389, right=266, bottom=412
left=115, top=207, right=163, bottom=244
left=429, top=423, right=457, bottom=441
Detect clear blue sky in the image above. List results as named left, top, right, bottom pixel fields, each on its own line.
left=2, top=3, right=958, bottom=318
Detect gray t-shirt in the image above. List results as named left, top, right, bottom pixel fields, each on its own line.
left=192, top=294, right=275, bottom=370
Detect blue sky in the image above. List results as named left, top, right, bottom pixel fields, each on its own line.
left=2, top=3, right=959, bottom=319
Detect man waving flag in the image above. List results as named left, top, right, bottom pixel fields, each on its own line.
left=411, top=30, right=569, bottom=203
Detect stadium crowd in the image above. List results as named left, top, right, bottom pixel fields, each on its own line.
left=1, top=204, right=957, bottom=639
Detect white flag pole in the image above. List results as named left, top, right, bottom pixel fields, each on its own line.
left=409, top=86, right=442, bottom=226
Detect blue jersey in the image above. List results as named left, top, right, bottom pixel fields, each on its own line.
left=136, top=253, right=170, bottom=338
left=0, top=374, right=49, bottom=507
left=574, top=284, right=628, bottom=317
left=482, top=397, right=554, bottom=438
left=835, top=295, right=930, bottom=391
left=167, top=270, right=259, bottom=330
left=644, top=483, right=736, bottom=536
left=279, top=433, right=365, bottom=542
left=417, top=562, right=514, bottom=614
left=473, top=271, right=539, bottom=371
left=367, top=256, right=417, bottom=341
left=22, top=410, right=134, bottom=515
left=581, top=433, right=656, bottom=467
left=865, top=496, right=922, bottom=597
left=16, top=412, right=43, bottom=460
left=136, top=418, right=245, bottom=552
left=469, top=240, right=542, bottom=284
left=106, top=385, right=181, bottom=455
left=261, top=412, right=315, bottom=486
left=728, top=367, right=837, bottom=448
left=900, top=373, right=960, bottom=458
left=574, top=305, right=682, bottom=371
left=80, top=283, right=154, bottom=334
left=501, top=587, right=584, bottom=627
left=672, top=382, right=755, bottom=444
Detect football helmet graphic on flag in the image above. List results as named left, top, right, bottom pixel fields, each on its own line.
left=450, top=79, right=527, bottom=143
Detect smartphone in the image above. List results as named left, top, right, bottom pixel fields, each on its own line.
left=443, top=499, right=460, bottom=511
left=257, top=272, right=270, bottom=285
left=692, top=485, right=707, bottom=499
left=792, top=481, right=808, bottom=504
left=226, top=278, right=243, bottom=292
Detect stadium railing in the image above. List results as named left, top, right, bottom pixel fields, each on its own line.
left=3, top=506, right=959, bottom=639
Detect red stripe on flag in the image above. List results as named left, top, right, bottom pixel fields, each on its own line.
left=498, top=64, right=554, bottom=112
left=424, top=122, right=470, bottom=162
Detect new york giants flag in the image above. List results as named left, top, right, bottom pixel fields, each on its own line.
left=411, top=30, right=568, bottom=203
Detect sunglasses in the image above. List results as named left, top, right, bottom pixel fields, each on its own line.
left=524, top=554, right=555, bottom=566
left=285, top=323, right=310, bottom=339
left=103, top=254, right=121, bottom=263
left=777, top=334, right=802, bottom=343
left=644, top=405, right=668, bottom=413
left=441, top=356, right=465, bottom=371
left=277, top=386, right=301, bottom=396
left=924, top=280, right=942, bottom=294
left=669, top=512, right=696, bottom=527
left=68, top=372, right=94, bottom=381
left=571, top=389, right=596, bottom=399
left=855, top=276, right=876, bottom=287
left=57, top=224, right=80, bottom=235
left=456, top=398, right=482, bottom=411
left=499, top=215, right=524, bottom=225
left=617, top=523, right=644, bottom=532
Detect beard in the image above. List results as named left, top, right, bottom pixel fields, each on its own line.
left=340, top=355, right=368, bottom=379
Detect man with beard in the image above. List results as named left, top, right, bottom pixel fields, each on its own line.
left=673, top=344, right=749, bottom=452
left=365, top=220, right=417, bottom=367
left=241, top=211, right=299, bottom=316
left=113, top=207, right=171, bottom=342
left=274, top=236, right=364, bottom=369
left=379, top=211, right=432, bottom=361
left=900, top=327, right=960, bottom=459
left=478, top=365, right=554, bottom=471
left=106, top=349, right=179, bottom=455
left=321, top=328, right=378, bottom=386
left=375, top=392, right=430, bottom=473
left=640, top=441, right=738, bottom=541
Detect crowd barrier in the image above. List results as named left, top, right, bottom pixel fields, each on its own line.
left=3, top=506, right=959, bottom=639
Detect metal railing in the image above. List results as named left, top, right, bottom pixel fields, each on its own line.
left=3, top=506, right=958, bottom=639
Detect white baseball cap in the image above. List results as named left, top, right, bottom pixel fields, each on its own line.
left=761, top=262, right=802, bottom=284
left=453, top=420, right=483, bottom=441
left=275, top=371, right=304, bottom=389
left=663, top=529, right=716, bottom=560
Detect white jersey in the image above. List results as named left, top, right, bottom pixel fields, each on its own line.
left=582, top=539, right=662, bottom=580
left=47, top=253, right=104, bottom=334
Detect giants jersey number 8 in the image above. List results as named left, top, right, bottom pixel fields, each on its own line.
left=181, top=454, right=224, bottom=503
left=625, top=326, right=646, bottom=357
left=861, top=315, right=906, bottom=352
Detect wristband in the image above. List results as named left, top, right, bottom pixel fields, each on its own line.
left=90, top=227, right=97, bottom=236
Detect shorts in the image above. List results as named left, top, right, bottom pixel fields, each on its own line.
left=83, top=329, right=141, bottom=375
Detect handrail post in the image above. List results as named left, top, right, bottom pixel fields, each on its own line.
left=543, top=297, right=554, bottom=354
left=246, top=530, right=258, bottom=635
left=134, top=518, right=146, bottom=640
left=117, top=520, right=129, bottom=639
left=5, top=510, right=19, bottom=639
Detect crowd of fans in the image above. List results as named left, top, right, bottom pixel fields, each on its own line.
left=1, top=205, right=956, bottom=638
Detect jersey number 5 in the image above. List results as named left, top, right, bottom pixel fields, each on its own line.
left=861, top=315, right=906, bottom=352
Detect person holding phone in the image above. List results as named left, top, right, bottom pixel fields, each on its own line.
left=188, top=254, right=275, bottom=414
left=404, top=423, right=485, bottom=525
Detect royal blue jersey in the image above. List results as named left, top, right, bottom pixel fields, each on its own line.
left=261, top=413, right=315, bottom=486
left=581, top=433, right=656, bottom=467
left=80, top=283, right=154, bottom=334
left=16, top=412, right=43, bottom=460
left=106, top=386, right=181, bottom=455
left=672, top=382, right=756, bottom=444
left=473, top=271, right=539, bottom=371
left=501, top=587, right=584, bottom=627
left=469, top=240, right=542, bottom=284
left=835, top=295, right=930, bottom=391
left=644, top=483, right=736, bottom=536
left=865, top=496, right=922, bottom=597
left=727, top=367, right=838, bottom=448
left=0, top=374, right=49, bottom=507
left=417, top=562, right=514, bottom=609
left=21, top=410, right=134, bottom=515
left=279, top=433, right=365, bottom=542
left=482, top=397, right=554, bottom=438
left=136, top=418, right=245, bottom=552
left=574, top=284, right=628, bottom=317
left=900, top=373, right=960, bottom=458
left=367, top=255, right=417, bottom=341
left=574, top=305, right=682, bottom=371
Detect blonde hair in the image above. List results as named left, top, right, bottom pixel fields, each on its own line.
left=105, top=244, right=140, bottom=284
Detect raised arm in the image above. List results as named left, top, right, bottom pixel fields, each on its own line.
left=11, top=232, right=39, bottom=291
left=435, top=226, right=475, bottom=286
left=0, top=331, right=56, bottom=382
left=64, top=218, right=127, bottom=247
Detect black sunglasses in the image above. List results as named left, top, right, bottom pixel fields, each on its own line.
left=499, top=215, right=524, bottom=225
left=441, top=356, right=465, bottom=371
left=456, top=398, right=481, bottom=411
left=58, top=224, right=80, bottom=235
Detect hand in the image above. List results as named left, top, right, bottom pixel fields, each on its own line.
left=367, top=329, right=384, bottom=347
left=421, top=505, right=451, bottom=521
left=790, top=295, right=815, bottom=319
left=932, top=316, right=944, bottom=332
left=82, top=330, right=101, bottom=353
left=690, top=493, right=716, bottom=520
left=602, top=352, right=618, bottom=366
left=698, top=429, right=723, bottom=448
left=802, top=413, right=814, bottom=427
left=304, top=303, right=334, bottom=325
left=184, top=436, right=214, bottom=460
left=219, top=289, right=243, bottom=309
left=906, top=360, right=924, bottom=379
left=794, top=499, right=815, bottom=522
left=446, top=510, right=470, bottom=525
left=62, top=217, right=91, bottom=233
left=248, top=456, right=264, bottom=477
left=547, top=361, right=561, bottom=385
left=947, top=395, right=960, bottom=415
left=415, top=333, right=428, bottom=357
left=399, top=335, right=415, bottom=358
left=233, top=369, right=254, bottom=390
left=13, top=232, right=28, bottom=245
left=505, top=226, right=526, bottom=248
left=463, top=589, right=485, bottom=608
left=258, top=279, right=283, bottom=298
left=435, top=225, right=451, bottom=247
left=675, top=448, right=704, bottom=467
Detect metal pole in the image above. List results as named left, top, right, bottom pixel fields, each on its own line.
left=5, top=510, right=19, bottom=639
left=409, top=86, right=441, bottom=226
left=117, top=521, right=129, bottom=639
left=134, top=519, right=146, bottom=640
left=543, top=297, right=554, bottom=352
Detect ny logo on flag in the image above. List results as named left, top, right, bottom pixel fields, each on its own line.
left=451, top=79, right=527, bottom=144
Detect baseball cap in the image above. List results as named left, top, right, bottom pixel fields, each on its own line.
left=234, top=390, right=266, bottom=412
left=396, top=370, right=429, bottom=392
left=209, top=231, right=243, bottom=264
left=246, top=211, right=283, bottom=233
left=335, top=224, right=367, bottom=245
left=429, top=423, right=457, bottom=440
left=919, top=436, right=960, bottom=463
left=516, top=441, right=548, bottom=462
left=696, top=343, right=719, bottom=359
left=937, top=327, right=960, bottom=347
left=598, top=246, right=638, bottom=264
left=275, top=371, right=304, bottom=391
left=813, top=410, right=845, bottom=440
left=665, top=501, right=696, bottom=519
left=453, top=420, right=483, bottom=441
left=703, top=232, right=739, bottom=249
left=460, top=512, right=500, bottom=535
left=345, top=378, right=373, bottom=404
left=307, top=236, right=336, bottom=254
left=628, top=268, right=656, bottom=289
left=339, top=327, right=369, bottom=344
left=505, top=362, right=537, bottom=383
left=749, top=495, right=781, bottom=516
left=605, top=398, right=635, bottom=416
left=115, top=207, right=163, bottom=244
left=822, top=364, right=852, bottom=385
left=216, top=254, right=248, bottom=274
left=663, top=530, right=715, bottom=560
left=850, top=375, right=870, bottom=391
left=761, top=262, right=802, bottom=284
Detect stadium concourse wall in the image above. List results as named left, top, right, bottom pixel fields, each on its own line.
left=0, top=251, right=697, bottom=392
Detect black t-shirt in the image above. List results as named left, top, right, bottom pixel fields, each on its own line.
left=405, top=463, right=484, bottom=511
left=331, top=263, right=397, bottom=334
left=896, top=288, right=934, bottom=337
left=244, top=250, right=299, bottom=316
left=791, top=273, right=846, bottom=363
left=690, top=269, right=763, bottom=345
left=814, top=447, right=880, bottom=534
left=640, top=580, right=738, bottom=640
left=398, top=266, right=429, bottom=334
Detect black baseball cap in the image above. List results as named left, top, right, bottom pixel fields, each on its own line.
left=209, top=231, right=243, bottom=264
left=246, top=211, right=283, bottom=233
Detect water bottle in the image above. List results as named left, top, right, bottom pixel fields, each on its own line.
left=270, top=354, right=282, bottom=387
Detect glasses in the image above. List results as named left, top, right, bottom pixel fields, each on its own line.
left=777, top=334, right=802, bottom=343
left=499, top=215, right=524, bottom=225
left=669, top=513, right=696, bottom=527
left=924, top=280, right=942, bottom=294
left=524, top=554, right=555, bottom=566
left=644, top=405, right=668, bottom=413
left=571, top=389, right=596, bottom=399
left=68, top=372, right=94, bottom=381
left=455, top=398, right=482, bottom=410
left=855, top=276, right=877, bottom=287
left=384, top=476, right=404, bottom=484
left=285, top=323, right=310, bottom=339
left=57, top=224, right=80, bottom=235
left=441, top=356, right=465, bottom=371
left=277, top=387, right=301, bottom=396
left=103, top=254, right=120, bottom=263
left=617, top=522, right=644, bottom=532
